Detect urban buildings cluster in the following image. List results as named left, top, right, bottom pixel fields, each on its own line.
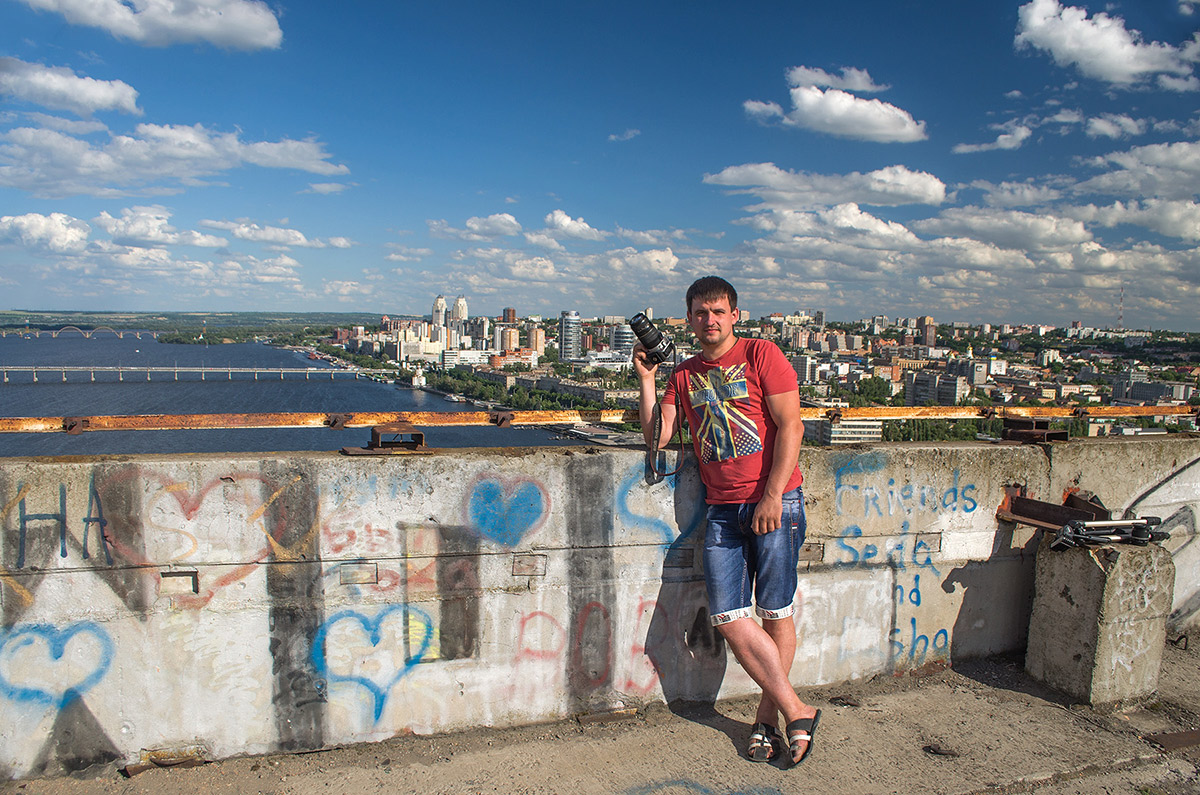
left=329, top=296, right=1199, bottom=446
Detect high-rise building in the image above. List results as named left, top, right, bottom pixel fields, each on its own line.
left=558, top=310, right=582, bottom=360
left=905, top=370, right=968, bottom=406
left=452, top=295, right=469, bottom=323
left=918, top=315, right=936, bottom=347
left=528, top=326, right=546, bottom=355
left=609, top=324, right=636, bottom=358
left=502, top=307, right=517, bottom=324
left=496, top=326, right=520, bottom=352
left=431, top=295, right=447, bottom=326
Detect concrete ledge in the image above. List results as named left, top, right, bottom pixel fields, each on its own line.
left=0, top=438, right=1197, bottom=778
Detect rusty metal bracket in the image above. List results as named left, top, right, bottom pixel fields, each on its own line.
left=63, top=417, right=89, bottom=435
left=996, top=483, right=1110, bottom=529
left=489, top=410, right=514, bottom=428
left=978, top=407, right=997, bottom=420
left=1002, top=416, right=1068, bottom=444
left=825, top=409, right=842, bottom=424
left=341, top=421, right=427, bottom=456
left=325, top=413, right=352, bottom=430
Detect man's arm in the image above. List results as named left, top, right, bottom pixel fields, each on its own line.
left=633, top=343, right=679, bottom=450
left=751, top=388, right=804, bottom=535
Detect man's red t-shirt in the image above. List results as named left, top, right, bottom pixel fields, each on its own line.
left=663, top=336, right=804, bottom=504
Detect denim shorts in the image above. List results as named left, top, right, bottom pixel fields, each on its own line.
left=704, top=488, right=805, bottom=626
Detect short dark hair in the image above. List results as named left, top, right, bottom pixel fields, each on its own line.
left=686, top=276, right=737, bottom=314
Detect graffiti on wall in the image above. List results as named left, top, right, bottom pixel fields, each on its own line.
left=0, top=622, right=113, bottom=709
left=1124, top=455, right=1200, bottom=628
left=831, top=451, right=974, bottom=668
left=465, top=476, right=547, bottom=547
left=311, top=605, right=434, bottom=723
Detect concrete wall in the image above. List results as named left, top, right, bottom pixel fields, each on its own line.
left=0, top=437, right=1197, bottom=778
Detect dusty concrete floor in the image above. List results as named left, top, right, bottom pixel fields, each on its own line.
left=6, top=635, right=1200, bottom=795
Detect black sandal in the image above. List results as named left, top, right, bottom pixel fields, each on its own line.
left=786, top=709, right=821, bottom=766
left=747, top=722, right=781, bottom=763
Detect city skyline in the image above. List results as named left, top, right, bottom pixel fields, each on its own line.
left=0, top=1, right=1198, bottom=331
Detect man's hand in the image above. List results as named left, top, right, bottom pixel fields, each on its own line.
left=631, top=342, right=658, bottom=381
left=752, top=495, right=783, bottom=535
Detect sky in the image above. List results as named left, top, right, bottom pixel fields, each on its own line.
left=0, top=1, right=1198, bottom=331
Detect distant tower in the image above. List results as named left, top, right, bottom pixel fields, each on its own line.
left=1118, top=284, right=1124, bottom=331
left=558, top=310, right=582, bottom=360
left=432, top=295, right=447, bottom=326
left=502, top=307, right=517, bottom=324
left=452, top=295, right=469, bottom=323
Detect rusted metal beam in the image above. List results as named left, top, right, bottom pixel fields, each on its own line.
left=0, top=409, right=638, bottom=434
left=0, top=404, right=1192, bottom=435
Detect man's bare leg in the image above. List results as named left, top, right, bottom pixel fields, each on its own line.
left=753, top=616, right=797, bottom=725
left=718, top=616, right=817, bottom=761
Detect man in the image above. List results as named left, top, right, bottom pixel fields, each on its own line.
left=633, top=276, right=821, bottom=767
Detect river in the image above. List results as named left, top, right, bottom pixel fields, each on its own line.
left=0, top=333, right=575, bottom=456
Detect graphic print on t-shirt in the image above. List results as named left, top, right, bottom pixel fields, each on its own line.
left=687, top=363, right=763, bottom=463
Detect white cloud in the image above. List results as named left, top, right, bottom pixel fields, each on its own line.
left=750, top=204, right=921, bottom=250
left=385, top=245, right=432, bottom=262
left=0, top=211, right=90, bottom=252
left=304, top=182, right=349, bottom=194
left=745, top=66, right=926, bottom=143
left=1044, top=108, right=1084, bottom=125
left=542, top=209, right=608, bottom=241
left=971, top=180, right=1063, bottom=207
left=324, top=280, right=372, bottom=298
left=704, top=163, right=946, bottom=209
left=1076, top=140, right=1200, bottom=200
left=428, top=213, right=522, bottom=241
left=24, top=112, right=107, bottom=134
left=30, top=244, right=307, bottom=301
left=467, top=213, right=521, bottom=237
left=953, top=123, right=1033, bottom=153
left=94, top=205, right=226, bottom=247
left=606, top=247, right=679, bottom=276
left=200, top=219, right=345, bottom=248
left=913, top=206, right=1093, bottom=251
left=786, top=66, right=889, bottom=93
left=1066, top=199, right=1200, bottom=241
left=523, top=231, right=565, bottom=250
left=615, top=225, right=688, bottom=247
left=0, top=57, right=140, bottom=116
left=19, top=0, right=283, bottom=50
left=1015, top=0, right=1196, bottom=89
left=1086, top=113, right=1147, bottom=138
left=608, top=128, right=641, bottom=142
left=0, top=122, right=349, bottom=198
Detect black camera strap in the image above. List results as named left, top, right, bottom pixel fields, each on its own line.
left=645, top=361, right=688, bottom=485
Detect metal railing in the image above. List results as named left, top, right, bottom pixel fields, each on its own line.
left=0, top=404, right=1192, bottom=435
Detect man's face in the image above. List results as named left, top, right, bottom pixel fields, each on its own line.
left=687, top=294, right=736, bottom=351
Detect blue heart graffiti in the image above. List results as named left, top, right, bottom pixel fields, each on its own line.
left=468, top=479, right=546, bottom=547
left=311, top=604, right=434, bottom=722
left=0, top=622, right=114, bottom=710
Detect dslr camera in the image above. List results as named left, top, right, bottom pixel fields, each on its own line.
left=629, top=313, right=675, bottom=366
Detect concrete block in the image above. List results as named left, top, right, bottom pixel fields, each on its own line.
left=1026, top=536, right=1175, bottom=709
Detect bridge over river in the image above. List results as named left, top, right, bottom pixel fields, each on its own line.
left=0, top=326, right=160, bottom=339
left=0, top=365, right=397, bottom=382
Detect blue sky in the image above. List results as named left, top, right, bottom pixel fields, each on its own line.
left=1, top=0, right=1198, bottom=330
